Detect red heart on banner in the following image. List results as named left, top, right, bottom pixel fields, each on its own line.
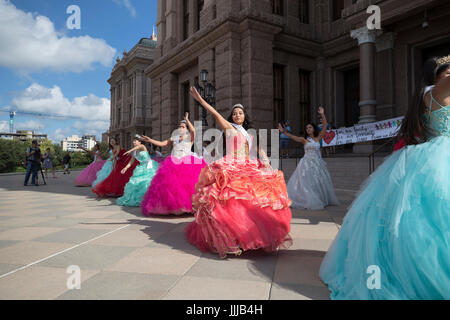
left=323, top=131, right=336, bottom=144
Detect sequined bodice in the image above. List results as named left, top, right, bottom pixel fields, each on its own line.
left=107, top=150, right=114, bottom=160
left=426, top=106, right=450, bottom=138
left=304, top=139, right=321, bottom=159
left=225, top=133, right=251, bottom=159
left=136, top=150, right=150, bottom=164
left=172, top=136, right=193, bottom=158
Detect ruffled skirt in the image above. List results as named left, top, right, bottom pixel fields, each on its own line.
left=185, top=157, right=293, bottom=258
left=319, top=136, right=450, bottom=299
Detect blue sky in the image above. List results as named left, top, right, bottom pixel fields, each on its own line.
left=0, top=0, right=157, bottom=142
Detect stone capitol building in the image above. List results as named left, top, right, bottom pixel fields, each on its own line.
left=108, top=0, right=450, bottom=153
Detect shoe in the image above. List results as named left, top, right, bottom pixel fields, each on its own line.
left=24, top=184, right=28, bottom=186
left=32, top=184, right=39, bottom=186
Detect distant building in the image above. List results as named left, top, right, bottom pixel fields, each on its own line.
left=101, top=131, right=110, bottom=144
left=81, top=135, right=97, bottom=150
left=61, top=134, right=96, bottom=152
left=108, top=30, right=157, bottom=150
left=0, top=130, right=47, bottom=141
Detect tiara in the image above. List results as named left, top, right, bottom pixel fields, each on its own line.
left=232, top=104, right=244, bottom=110
left=436, top=55, right=450, bottom=67
left=180, top=120, right=187, bottom=124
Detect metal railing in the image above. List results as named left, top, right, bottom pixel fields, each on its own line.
left=368, top=138, right=395, bottom=174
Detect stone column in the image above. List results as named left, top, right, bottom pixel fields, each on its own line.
left=240, top=21, right=281, bottom=130
left=135, top=70, right=143, bottom=125
left=199, top=49, right=216, bottom=128
left=151, top=77, right=162, bottom=139
left=215, top=32, right=242, bottom=126
left=161, top=72, right=178, bottom=146
left=164, top=0, right=178, bottom=51
left=350, top=26, right=382, bottom=153
left=156, top=0, right=165, bottom=59
left=376, top=32, right=396, bottom=120
left=109, top=87, right=114, bottom=131
left=201, top=0, right=217, bottom=25
left=351, top=26, right=381, bottom=124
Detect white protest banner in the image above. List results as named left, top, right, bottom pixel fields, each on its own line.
left=322, top=117, right=404, bottom=147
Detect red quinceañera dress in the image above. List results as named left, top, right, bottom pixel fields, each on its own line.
left=92, top=149, right=138, bottom=197
left=185, top=125, right=293, bottom=258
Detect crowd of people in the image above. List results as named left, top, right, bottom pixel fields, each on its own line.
left=22, top=55, right=450, bottom=300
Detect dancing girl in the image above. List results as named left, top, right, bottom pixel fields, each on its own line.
left=140, top=112, right=207, bottom=215
left=92, top=139, right=138, bottom=197
left=92, top=138, right=117, bottom=188
left=279, top=107, right=339, bottom=210
left=117, top=136, right=160, bottom=207
left=185, top=86, right=292, bottom=258
left=319, top=56, right=450, bottom=299
left=75, top=143, right=106, bottom=187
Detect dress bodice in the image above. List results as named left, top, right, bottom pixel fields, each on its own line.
left=426, top=107, right=450, bottom=138
left=94, top=150, right=102, bottom=162
left=171, top=135, right=193, bottom=158
left=107, top=150, right=114, bottom=160
left=304, top=138, right=322, bottom=159
left=135, top=150, right=150, bottom=163
left=225, top=133, right=251, bottom=159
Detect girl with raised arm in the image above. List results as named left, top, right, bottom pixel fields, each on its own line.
left=75, top=143, right=106, bottom=187
left=92, top=138, right=138, bottom=197
left=185, top=86, right=292, bottom=258
left=319, top=56, right=450, bottom=299
left=92, top=138, right=116, bottom=188
left=279, top=107, right=339, bottom=210
left=140, top=112, right=207, bottom=215
left=116, top=137, right=160, bottom=207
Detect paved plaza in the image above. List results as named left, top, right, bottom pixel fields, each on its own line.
left=0, top=157, right=383, bottom=300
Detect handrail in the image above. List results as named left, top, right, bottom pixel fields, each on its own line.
left=368, top=138, right=395, bottom=174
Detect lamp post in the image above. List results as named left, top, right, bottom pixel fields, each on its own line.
left=195, top=69, right=216, bottom=127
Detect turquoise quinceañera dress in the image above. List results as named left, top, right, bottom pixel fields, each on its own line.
left=92, top=149, right=114, bottom=188
left=117, top=150, right=160, bottom=207
left=319, top=89, right=450, bottom=299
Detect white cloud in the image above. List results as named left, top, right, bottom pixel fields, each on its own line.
left=12, top=83, right=110, bottom=121
left=0, top=121, right=9, bottom=132
left=112, top=0, right=136, bottom=18
left=15, top=119, right=44, bottom=131
left=0, top=0, right=117, bottom=73
left=50, top=127, right=71, bottom=142
left=0, top=119, right=44, bottom=132
left=72, top=120, right=109, bottom=137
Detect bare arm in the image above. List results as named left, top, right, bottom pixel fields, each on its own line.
left=317, top=106, right=328, bottom=140
left=124, top=145, right=141, bottom=156
left=278, top=124, right=308, bottom=145
left=184, top=112, right=196, bottom=142
left=258, top=147, right=271, bottom=168
left=429, top=74, right=450, bottom=109
left=141, top=135, right=171, bottom=148
left=121, top=157, right=135, bottom=174
left=190, top=86, right=234, bottom=131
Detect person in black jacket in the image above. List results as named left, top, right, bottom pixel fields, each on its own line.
left=24, top=140, right=41, bottom=186
left=63, top=152, right=71, bottom=174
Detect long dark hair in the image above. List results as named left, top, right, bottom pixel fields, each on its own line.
left=227, top=105, right=252, bottom=130
left=221, top=105, right=253, bottom=156
left=304, top=123, right=320, bottom=138
left=398, top=57, right=450, bottom=145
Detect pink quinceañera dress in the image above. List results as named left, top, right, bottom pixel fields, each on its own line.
left=75, top=150, right=106, bottom=186
left=185, top=125, right=293, bottom=258
left=140, top=136, right=207, bottom=215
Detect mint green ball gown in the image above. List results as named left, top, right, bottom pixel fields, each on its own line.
left=319, top=89, right=450, bottom=299
left=117, top=150, right=160, bottom=207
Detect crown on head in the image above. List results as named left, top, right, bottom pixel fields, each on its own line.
left=436, top=55, right=450, bottom=67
